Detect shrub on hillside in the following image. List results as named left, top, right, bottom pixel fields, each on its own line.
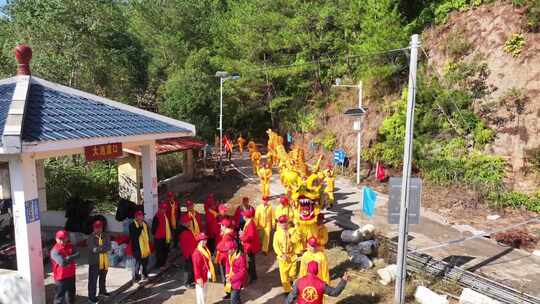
left=296, top=110, right=320, bottom=133
left=489, top=190, right=540, bottom=212
left=314, top=132, right=337, bottom=152
left=504, top=33, right=526, bottom=57
left=434, top=0, right=491, bottom=24
left=512, top=0, right=540, bottom=32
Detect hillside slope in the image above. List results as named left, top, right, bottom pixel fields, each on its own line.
left=295, top=1, right=540, bottom=235
left=425, top=1, right=540, bottom=193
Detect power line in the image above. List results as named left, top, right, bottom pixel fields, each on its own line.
left=239, top=46, right=411, bottom=75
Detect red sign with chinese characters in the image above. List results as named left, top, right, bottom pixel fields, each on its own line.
left=84, top=143, right=123, bottom=161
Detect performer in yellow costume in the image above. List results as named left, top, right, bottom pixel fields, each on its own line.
left=282, top=164, right=302, bottom=197
left=257, top=163, right=272, bottom=197
left=251, top=150, right=262, bottom=175
left=315, top=214, right=328, bottom=248
left=247, top=140, right=257, bottom=157
left=273, top=215, right=300, bottom=293
left=237, top=135, right=246, bottom=153
left=260, top=129, right=324, bottom=253
left=298, top=236, right=329, bottom=283
left=255, top=196, right=274, bottom=255
left=306, top=171, right=322, bottom=194
left=292, top=193, right=320, bottom=251
left=266, top=149, right=275, bottom=168
left=323, top=165, right=335, bottom=208
left=274, top=196, right=294, bottom=227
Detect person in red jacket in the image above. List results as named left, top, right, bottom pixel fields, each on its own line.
left=50, top=230, right=79, bottom=304
left=204, top=193, right=219, bottom=253
left=223, top=135, right=233, bottom=161
left=192, top=233, right=216, bottom=304
left=152, top=203, right=172, bottom=270
left=166, top=191, right=180, bottom=248
left=234, top=197, right=254, bottom=230
left=239, top=208, right=260, bottom=282
left=223, top=241, right=247, bottom=304
left=286, top=261, right=350, bottom=304
left=183, top=200, right=203, bottom=235
left=179, top=215, right=198, bottom=287
left=216, top=218, right=236, bottom=283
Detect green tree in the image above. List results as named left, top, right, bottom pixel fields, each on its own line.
left=1, top=0, right=148, bottom=102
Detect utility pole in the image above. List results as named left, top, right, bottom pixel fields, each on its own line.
left=394, top=34, right=420, bottom=304
left=215, top=71, right=239, bottom=169
left=219, top=77, right=224, bottom=167
left=356, top=81, right=363, bottom=185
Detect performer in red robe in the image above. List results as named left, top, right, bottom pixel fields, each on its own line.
left=239, top=208, right=260, bottom=283
left=234, top=197, right=254, bottom=230
left=286, top=261, right=350, bottom=304
left=179, top=215, right=197, bottom=287
left=151, top=203, right=172, bottom=269
left=166, top=191, right=180, bottom=248
left=223, top=241, right=247, bottom=304
left=216, top=218, right=236, bottom=283
left=192, top=233, right=216, bottom=304
left=204, top=193, right=219, bottom=253
left=181, top=200, right=203, bottom=235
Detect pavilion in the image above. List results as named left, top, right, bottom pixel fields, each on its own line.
left=0, top=45, right=196, bottom=303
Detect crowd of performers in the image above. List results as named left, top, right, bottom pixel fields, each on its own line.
left=49, top=129, right=350, bottom=304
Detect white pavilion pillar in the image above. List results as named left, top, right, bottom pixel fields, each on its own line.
left=141, top=142, right=158, bottom=220
left=8, top=154, right=46, bottom=304
left=35, top=159, right=47, bottom=212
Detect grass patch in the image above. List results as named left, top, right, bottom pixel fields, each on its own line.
left=488, top=190, right=540, bottom=212
left=445, top=27, right=472, bottom=58
left=314, top=132, right=338, bottom=152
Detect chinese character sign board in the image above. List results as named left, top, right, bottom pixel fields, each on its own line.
left=85, top=143, right=123, bottom=161
left=25, top=199, right=40, bottom=223
left=333, top=149, right=346, bottom=165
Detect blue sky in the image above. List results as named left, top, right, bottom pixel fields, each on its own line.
left=0, top=0, right=5, bottom=6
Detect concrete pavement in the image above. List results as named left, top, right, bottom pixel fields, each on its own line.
left=232, top=154, right=540, bottom=297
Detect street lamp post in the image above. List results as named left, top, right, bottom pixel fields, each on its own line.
left=333, top=79, right=364, bottom=185
left=215, top=71, right=240, bottom=167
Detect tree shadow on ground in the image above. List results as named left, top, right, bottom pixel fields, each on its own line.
left=120, top=270, right=187, bottom=304
left=187, top=169, right=246, bottom=205
left=240, top=252, right=282, bottom=304
left=337, top=294, right=382, bottom=303
left=330, top=258, right=357, bottom=280
left=326, top=201, right=360, bottom=230
left=442, top=255, right=475, bottom=268
left=333, top=191, right=355, bottom=202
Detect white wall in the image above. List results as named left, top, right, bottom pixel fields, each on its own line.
left=40, top=210, right=125, bottom=234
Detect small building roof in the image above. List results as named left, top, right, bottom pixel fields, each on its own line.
left=0, top=83, right=16, bottom=146
left=124, top=137, right=206, bottom=156
left=0, top=45, right=196, bottom=155
left=0, top=77, right=195, bottom=153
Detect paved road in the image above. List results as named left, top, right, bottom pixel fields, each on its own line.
left=120, top=152, right=540, bottom=303
left=232, top=153, right=540, bottom=297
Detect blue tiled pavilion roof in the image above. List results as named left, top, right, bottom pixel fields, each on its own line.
left=0, top=83, right=16, bottom=145
left=0, top=78, right=193, bottom=146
